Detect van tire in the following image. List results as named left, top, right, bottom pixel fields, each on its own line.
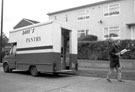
left=29, top=66, right=38, bottom=77
left=53, top=72, right=59, bottom=76
left=3, top=63, right=12, bottom=73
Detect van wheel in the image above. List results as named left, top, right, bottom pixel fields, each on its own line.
left=3, top=63, right=12, bottom=73
left=29, top=66, right=38, bottom=77
left=53, top=72, right=59, bottom=76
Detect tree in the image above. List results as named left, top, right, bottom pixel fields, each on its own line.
left=0, top=33, right=9, bottom=63
left=0, top=32, right=9, bottom=47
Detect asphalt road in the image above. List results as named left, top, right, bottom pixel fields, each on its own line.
left=0, top=67, right=135, bottom=92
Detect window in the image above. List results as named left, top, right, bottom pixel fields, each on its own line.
left=134, top=0, right=135, bottom=12
left=104, top=26, right=120, bottom=39
left=66, top=14, right=68, bottom=22
left=9, top=45, right=17, bottom=55
left=78, top=29, right=89, bottom=38
left=77, top=15, right=90, bottom=21
left=104, top=3, right=120, bottom=17
left=54, top=16, right=57, bottom=20
left=77, top=10, right=90, bottom=21
left=104, top=27, right=109, bottom=38
left=109, top=26, right=120, bottom=38
left=104, top=6, right=109, bottom=16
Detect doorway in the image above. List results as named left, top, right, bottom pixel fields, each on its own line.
left=131, top=26, right=135, bottom=40
left=61, top=28, right=70, bottom=70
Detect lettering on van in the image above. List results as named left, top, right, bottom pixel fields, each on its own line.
left=26, top=36, right=41, bottom=43
left=22, top=28, right=35, bottom=35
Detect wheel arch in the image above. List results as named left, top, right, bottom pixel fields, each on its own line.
left=3, top=60, right=9, bottom=66
left=28, top=65, right=37, bottom=71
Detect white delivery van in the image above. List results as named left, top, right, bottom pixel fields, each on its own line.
left=2, top=20, right=78, bottom=76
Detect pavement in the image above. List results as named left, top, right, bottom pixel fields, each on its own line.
left=77, top=59, right=135, bottom=81
left=0, top=68, right=135, bottom=92
left=43, top=77, right=135, bottom=92
left=78, top=68, right=135, bottom=81
left=0, top=63, right=135, bottom=92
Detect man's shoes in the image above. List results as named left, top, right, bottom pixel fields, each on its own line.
left=118, top=80, right=124, bottom=82
left=106, top=78, right=112, bottom=83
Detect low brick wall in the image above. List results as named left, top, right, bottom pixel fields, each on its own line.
left=78, top=59, right=135, bottom=69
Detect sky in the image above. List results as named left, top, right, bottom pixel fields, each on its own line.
left=0, top=0, right=105, bottom=37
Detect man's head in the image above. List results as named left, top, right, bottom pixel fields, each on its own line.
left=114, top=39, right=121, bottom=46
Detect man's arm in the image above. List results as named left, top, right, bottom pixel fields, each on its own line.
left=109, top=46, right=120, bottom=57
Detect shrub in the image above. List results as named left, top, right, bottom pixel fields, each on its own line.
left=78, top=35, right=97, bottom=41
left=78, top=40, right=135, bottom=60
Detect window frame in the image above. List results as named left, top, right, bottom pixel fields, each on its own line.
left=134, top=0, right=135, bottom=12
left=78, top=29, right=89, bottom=38
left=103, top=3, right=120, bottom=17
left=103, top=26, right=120, bottom=40
left=77, top=10, right=90, bottom=21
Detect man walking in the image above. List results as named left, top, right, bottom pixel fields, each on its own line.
left=106, top=40, right=123, bottom=82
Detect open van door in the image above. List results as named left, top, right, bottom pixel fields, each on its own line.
left=61, top=28, right=71, bottom=70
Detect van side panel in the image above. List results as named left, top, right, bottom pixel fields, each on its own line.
left=16, top=52, right=61, bottom=72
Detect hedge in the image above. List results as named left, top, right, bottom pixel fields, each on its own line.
left=78, top=35, right=97, bottom=41
left=78, top=40, right=135, bottom=60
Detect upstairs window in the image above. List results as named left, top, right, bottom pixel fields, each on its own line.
left=104, top=6, right=109, bottom=16
left=104, top=3, right=120, bottom=17
left=77, top=10, right=90, bottom=21
left=54, top=16, right=57, bottom=20
left=66, top=14, right=68, bottom=22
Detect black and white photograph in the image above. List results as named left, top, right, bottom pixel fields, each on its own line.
left=0, top=0, right=135, bottom=92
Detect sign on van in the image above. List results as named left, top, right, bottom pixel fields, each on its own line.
left=22, top=28, right=35, bottom=35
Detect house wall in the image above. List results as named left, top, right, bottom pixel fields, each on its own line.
left=48, top=0, right=135, bottom=40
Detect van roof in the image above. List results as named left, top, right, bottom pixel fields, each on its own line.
left=10, top=20, right=74, bottom=34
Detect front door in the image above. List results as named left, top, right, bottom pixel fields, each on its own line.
left=131, top=26, right=135, bottom=40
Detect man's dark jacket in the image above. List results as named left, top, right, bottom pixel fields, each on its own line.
left=109, top=44, right=120, bottom=68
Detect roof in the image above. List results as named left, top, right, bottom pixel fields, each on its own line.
left=47, top=0, right=121, bottom=16
left=126, top=23, right=135, bottom=27
left=10, top=20, right=74, bottom=34
left=13, top=18, right=40, bottom=29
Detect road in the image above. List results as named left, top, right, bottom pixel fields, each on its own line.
left=0, top=67, right=135, bottom=92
